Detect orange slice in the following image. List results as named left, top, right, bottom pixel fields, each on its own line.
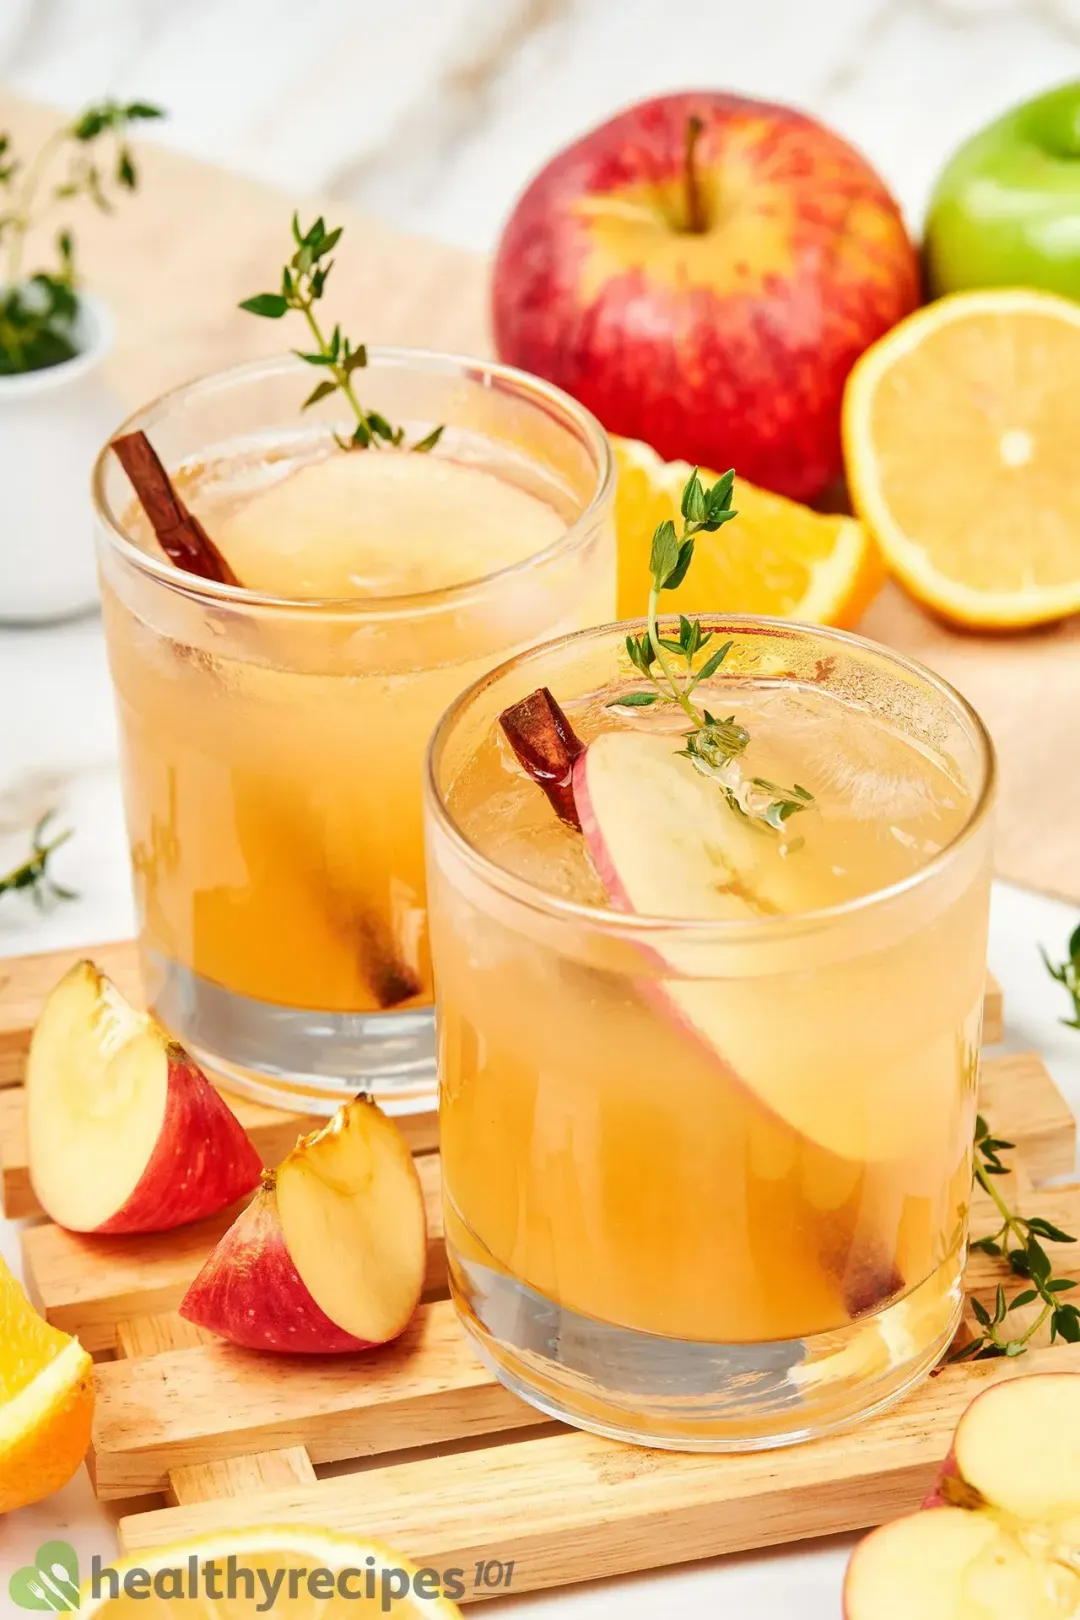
left=614, top=436, right=881, bottom=627
left=844, top=288, right=1080, bottom=628
left=0, top=1251, right=93, bottom=1512
left=80, top=1527, right=465, bottom=1616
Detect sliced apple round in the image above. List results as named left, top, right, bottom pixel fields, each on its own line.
left=180, top=1096, right=427, bottom=1353
left=27, top=960, right=263, bottom=1235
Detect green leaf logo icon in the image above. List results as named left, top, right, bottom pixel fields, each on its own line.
left=9, top=1541, right=80, bottom=1610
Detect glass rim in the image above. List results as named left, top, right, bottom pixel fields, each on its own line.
left=424, top=612, right=998, bottom=939
left=91, top=346, right=615, bottom=618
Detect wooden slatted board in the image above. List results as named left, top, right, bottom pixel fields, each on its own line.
left=6, top=942, right=1070, bottom=1603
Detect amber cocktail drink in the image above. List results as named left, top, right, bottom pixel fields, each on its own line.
left=426, top=609, right=995, bottom=1450
left=94, top=352, right=615, bottom=1112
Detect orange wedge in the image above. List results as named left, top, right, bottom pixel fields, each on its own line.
left=80, top=1527, right=465, bottom=1616
left=614, top=436, right=882, bottom=627
left=844, top=288, right=1080, bottom=629
left=0, top=1251, right=93, bottom=1512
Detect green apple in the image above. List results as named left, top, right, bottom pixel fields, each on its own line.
left=926, top=82, right=1080, bottom=298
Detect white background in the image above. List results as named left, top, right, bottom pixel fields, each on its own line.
left=3, top=0, right=1080, bottom=1613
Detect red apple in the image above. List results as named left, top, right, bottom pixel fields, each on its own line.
left=27, top=960, right=262, bottom=1235
left=180, top=1096, right=427, bottom=1353
left=492, top=91, right=919, bottom=502
left=845, top=1373, right=1080, bottom=1616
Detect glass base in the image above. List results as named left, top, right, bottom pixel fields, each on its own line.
left=146, top=950, right=436, bottom=1116
left=448, top=1244, right=964, bottom=1452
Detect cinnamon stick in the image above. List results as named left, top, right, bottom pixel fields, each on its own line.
left=499, top=686, right=585, bottom=829
left=111, top=430, right=240, bottom=586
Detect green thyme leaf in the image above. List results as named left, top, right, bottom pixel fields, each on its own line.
left=607, top=691, right=661, bottom=708
left=302, top=378, right=338, bottom=410
left=649, top=519, right=680, bottom=590
left=663, top=538, right=696, bottom=591
left=691, top=639, right=733, bottom=686
left=240, top=292, right=289, bottom=318
left=681, top=469, right=706, bottom=524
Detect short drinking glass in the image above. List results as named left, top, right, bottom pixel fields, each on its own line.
left=94, top=350, right=615, bottom=1115
left=425, top=615, right=995, bottom=1450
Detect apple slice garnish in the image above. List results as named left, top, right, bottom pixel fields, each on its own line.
left=572, top=729, right=860, bottom=1148
left=845, top=1373, right=1080, bottom=1618
left=27, top=960, right=263, bottom=1236
left=572, top=727, right=954, bottom=1169
left=180, top=1097, right=427, bottom=1353
left=573, top=728, right=815, bottom=921
left=499, top=686, right=584, bottom=829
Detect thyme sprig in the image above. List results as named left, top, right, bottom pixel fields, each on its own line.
left=1042, top=924, right=1080, bottom=1029
left=952, top=1114, right=1079, bottom=1361
left=241, top=215, right=443, bottom=454
left=0, top=100, right=163, bottom=374
left=0, top=814, right=76, bottom=908
left=609, top=467, right=814, bottom=833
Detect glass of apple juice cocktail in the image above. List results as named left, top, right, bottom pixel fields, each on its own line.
left=425, top=469, right=995, bottom=1449
left=93, top=350, right=615, bottom=1114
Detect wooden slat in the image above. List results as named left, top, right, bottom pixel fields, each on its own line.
left=112, top=1300, right=319, bottom=1508
left=116, top=1343, right=1080, bottom=1586
left=90, top=1298, right=547, bottom=1499
left=0, top=940, right=142, bottom=1087
left=978, top=1049, right=1076, bottom=1181
left=166, top=1449, right=318, bottom=1508
left=117, top=1314, right=217, bottom=1359
left=983, top=972, right=1004, bottom=1045
left=22, top=1153, right=446, bottom=1354
left=88, top=1171, right=1080, bottom=1501
left=1, top=1083, right=438, bottom=1220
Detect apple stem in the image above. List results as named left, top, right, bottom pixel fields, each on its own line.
left=683, top=114, right=708, bottom=235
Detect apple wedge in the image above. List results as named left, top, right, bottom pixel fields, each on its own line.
left=180, top=1096, right=427, bottom=1353
left=845, top=1373, right=1080, bottom=1618
left=27, top=960, right=262, bottom=1235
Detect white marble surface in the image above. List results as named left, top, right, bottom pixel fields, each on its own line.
left=3, top=1, right=1080, bottom=1613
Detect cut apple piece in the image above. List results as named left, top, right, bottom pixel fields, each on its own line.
left=844, top=1508, right=1040, bottom=1620
left=845, top=1372, right=1080, bottom=1619
left=950, top=1373, right=1080, bottom=1524
left=573, top=729, right=946, bottom=1164
left=27, top=961, right=263, bottom=1235
left=499, top=686, right=584, bottom=828
left=574, top=728, right=824, bottom=922
left=180, top=1096, right=427, bottom=1353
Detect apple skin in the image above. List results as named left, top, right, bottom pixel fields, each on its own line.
left=926, top=83, right=1080, bottom=299
left=492, top=90, right=919, bottom=502
left=90, top=1044, right=264, bottom=1236
left=179, top=1178, right=378, bottom=1354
